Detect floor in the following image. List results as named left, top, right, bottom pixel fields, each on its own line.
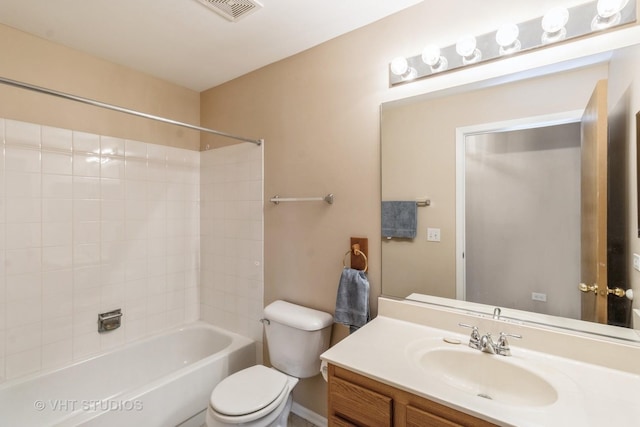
left=288, top=412, right=319, bottom=427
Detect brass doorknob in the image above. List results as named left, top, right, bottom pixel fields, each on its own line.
left=579, top=283, right=598, bottom=294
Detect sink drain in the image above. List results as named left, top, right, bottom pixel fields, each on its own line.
left=477, top=393, right=493, bottom=400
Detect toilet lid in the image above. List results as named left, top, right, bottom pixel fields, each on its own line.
left=210, top=365, right=289, bottom=416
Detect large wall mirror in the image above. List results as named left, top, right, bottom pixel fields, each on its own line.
left=381, top=43, right=640, bottom=342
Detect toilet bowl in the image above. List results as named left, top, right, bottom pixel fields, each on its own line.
left=206, top=301, right=333, bottom=427
left=206, top=365, right=299, bottom=427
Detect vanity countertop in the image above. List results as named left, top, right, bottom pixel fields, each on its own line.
left=321, top=315, right=640, bottom=427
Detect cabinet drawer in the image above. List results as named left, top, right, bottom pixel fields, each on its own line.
left=406, top=405, right=461, bottom=427
left=330, top=376, right=392, bottom=426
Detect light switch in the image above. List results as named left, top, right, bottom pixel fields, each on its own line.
left=427, top=228, right=441, bottom=242
left=532, top=292, right=547, bottom=302
left=634, top=254, right=640, bottom=272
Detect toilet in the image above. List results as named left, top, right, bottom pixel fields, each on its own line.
left=206, top=300, right=333, bottom=427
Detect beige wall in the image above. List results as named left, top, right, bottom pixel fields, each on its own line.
left=0, top=24, right=200, bottom=150
left=199, top=1, right=616, bottom=416
left=380, top=65, right=607, bottom=301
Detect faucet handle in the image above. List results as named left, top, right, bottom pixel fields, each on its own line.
left=458, top=323, right=480, bottom=349
left=496, top=332, right=522, bottom=356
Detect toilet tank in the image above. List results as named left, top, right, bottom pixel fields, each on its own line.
left=263, top=300, right=333, bottom=378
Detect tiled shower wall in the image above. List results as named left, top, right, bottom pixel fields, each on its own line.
left=200, top=144, right=264, bottom=360
left=0, top=118, right=201, bottom=382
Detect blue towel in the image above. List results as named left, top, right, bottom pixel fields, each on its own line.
left=382, top=201, right=417, bottom=238
left=335, top=268, right=370, bottom=334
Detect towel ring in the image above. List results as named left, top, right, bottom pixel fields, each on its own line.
left=343, top=249, right=368, bottom=272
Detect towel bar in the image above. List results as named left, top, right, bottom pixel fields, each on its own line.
left=270, top=194, right=334, bottom=205
left=343, top=248, right=368, bottom=272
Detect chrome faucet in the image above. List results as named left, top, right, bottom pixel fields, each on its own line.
left=479, top=332, right=497, bottom=354
left=459, top=323, right=522, bottom=357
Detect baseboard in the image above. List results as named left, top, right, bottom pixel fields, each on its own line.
left=291, top=402, right=328, bottom=427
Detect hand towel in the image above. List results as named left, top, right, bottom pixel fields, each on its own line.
left=334, top=267, right=370, bottom=334
left=382, top=201, right=417, bottom=239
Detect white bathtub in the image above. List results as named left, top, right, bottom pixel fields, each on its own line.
left=0, top=322, right=256, bottom=427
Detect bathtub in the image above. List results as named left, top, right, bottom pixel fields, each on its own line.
left=0, top=322, right=256, bottom=427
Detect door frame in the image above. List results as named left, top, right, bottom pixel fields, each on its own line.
left=455, top=109, right=584, bottom=301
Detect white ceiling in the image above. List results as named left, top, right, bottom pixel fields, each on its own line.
left=0, top=0, right=423, bottom=92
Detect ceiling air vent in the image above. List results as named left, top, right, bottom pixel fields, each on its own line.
left=196, top=0, right=263, bottom=22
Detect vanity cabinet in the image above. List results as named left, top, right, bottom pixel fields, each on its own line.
left=327, top=364, right=497, bottom=427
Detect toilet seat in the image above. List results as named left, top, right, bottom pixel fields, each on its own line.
left=209, top=365, right=290, bottom=424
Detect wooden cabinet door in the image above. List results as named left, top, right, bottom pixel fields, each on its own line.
left=580, top=79, right=608, bottom=324
left=329, top=376, right=392, bottom=427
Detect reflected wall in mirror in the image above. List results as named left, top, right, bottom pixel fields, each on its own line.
left=381, top=44, right=640, bottom=341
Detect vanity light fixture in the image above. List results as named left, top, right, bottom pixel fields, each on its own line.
left=388, top=0, right=635, bottom=86
left=495, top=23, right=521, bottom=55
left=390, top=56, right=417, bottom=81
left=592, top=0, right=630, bottom=30
left=422, top=45, right=448, bottom=73
left=541, top=7, right=570, bottom=44
left=456, top=35, right=482, bottom=65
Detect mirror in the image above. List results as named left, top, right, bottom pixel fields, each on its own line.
left=381, top=44, right=640, bottom=342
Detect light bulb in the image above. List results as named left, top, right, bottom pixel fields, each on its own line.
left=390, top=57, right=409, bottom=76
left=421, top=45, right=448, bottom=73
left=597, top=0, right=629, bottom=18
left=592, top=0, right=629, bottom=30
left=495, top=23, right=521, bottom=55
left=541, top=7, right=569, bottom=44
left=456, top=35, right=481, bottom=65
left=389, top=57, right=417, bottom=81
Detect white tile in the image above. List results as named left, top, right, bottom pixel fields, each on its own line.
left=100, top=221, right=125, bottom=243
left=101, top=199, right=124, bottom=221
left=5, top=222, right=41, bottom=249
left=73, top=243, right=100, bottom=267
left=100, top=177, right=125, bottom=200
left=100, top=328, right=124, bottom=351
left=125, top=140, right=147, bottom=159
left=6, top=198, right=41, bottom=223
left=42, top=199, right=72, bottom=222
left=42, top=291, right=73, bottom=319
left=5, top=171, right=41, bottom=198
left=125, top=180, right=146, bottom=200
left=73, top=265, right=101, bottom=290
left=72, top=332, right=100, bottom=360
left=6, top=323, right=42, bottom=354
left=100, top=157, right=125, bottom=179
left=42, top=174, right=73, bottom=199
left=147, top=144, right=167, bottom=162
left=100, top=263, right=125, bottom=287
left=5, top=120, right=40, bottom=147
left=125, top=319, right=147, bottom=343
left=42, top=269, right=73, bottom=295
left=73, top=221, right=100, bottom=244
left=5, top=297, right=41, bottom=328
left=73, top=176, right=100, bottom=199
left=125, top=199, right=147, bottom=220
left=73, top=154, right=101, bottom=177
left=42, top=151, right=72, bottom=175
left=5, top=248, right=41, bottom=275
left=42, top=246, right=73, bottom=271
left=42, top=126, right=72, bottom=151
left=42, top=315, right=72, bottom=345
left=73, top=199, right=100, bottom=221
left=73, top=288, right=100, bottom=313
left=6, top=273, right=41, bottom=301
left=5, top=348, right=41, bottom=379
left=5, top=146, right=40, bottom=174
left=72, top=131, right=100, bottom=154
left=100, top=136, right=125, bottom=157
left=43, top=222, right=73, bottom=247
left=125, top=159, right=147, bottom=181
left=100, top=284, right=125, bottom=310
left=42, top=340, right=73, bottom=370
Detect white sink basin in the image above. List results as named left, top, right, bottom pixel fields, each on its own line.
left=413, top=347, right=558, bottom=407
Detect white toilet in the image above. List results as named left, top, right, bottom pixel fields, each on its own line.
left=206, top=300, right=333, bottom=427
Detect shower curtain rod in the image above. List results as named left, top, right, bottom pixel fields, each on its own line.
left=0, top=76, right=263, bottom=146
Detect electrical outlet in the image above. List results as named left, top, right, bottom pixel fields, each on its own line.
left=634, top=254, right=640, bottom=272
left=532, top=292, right=547, bottom=302
left=427, top=228, right=441, bottom=242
